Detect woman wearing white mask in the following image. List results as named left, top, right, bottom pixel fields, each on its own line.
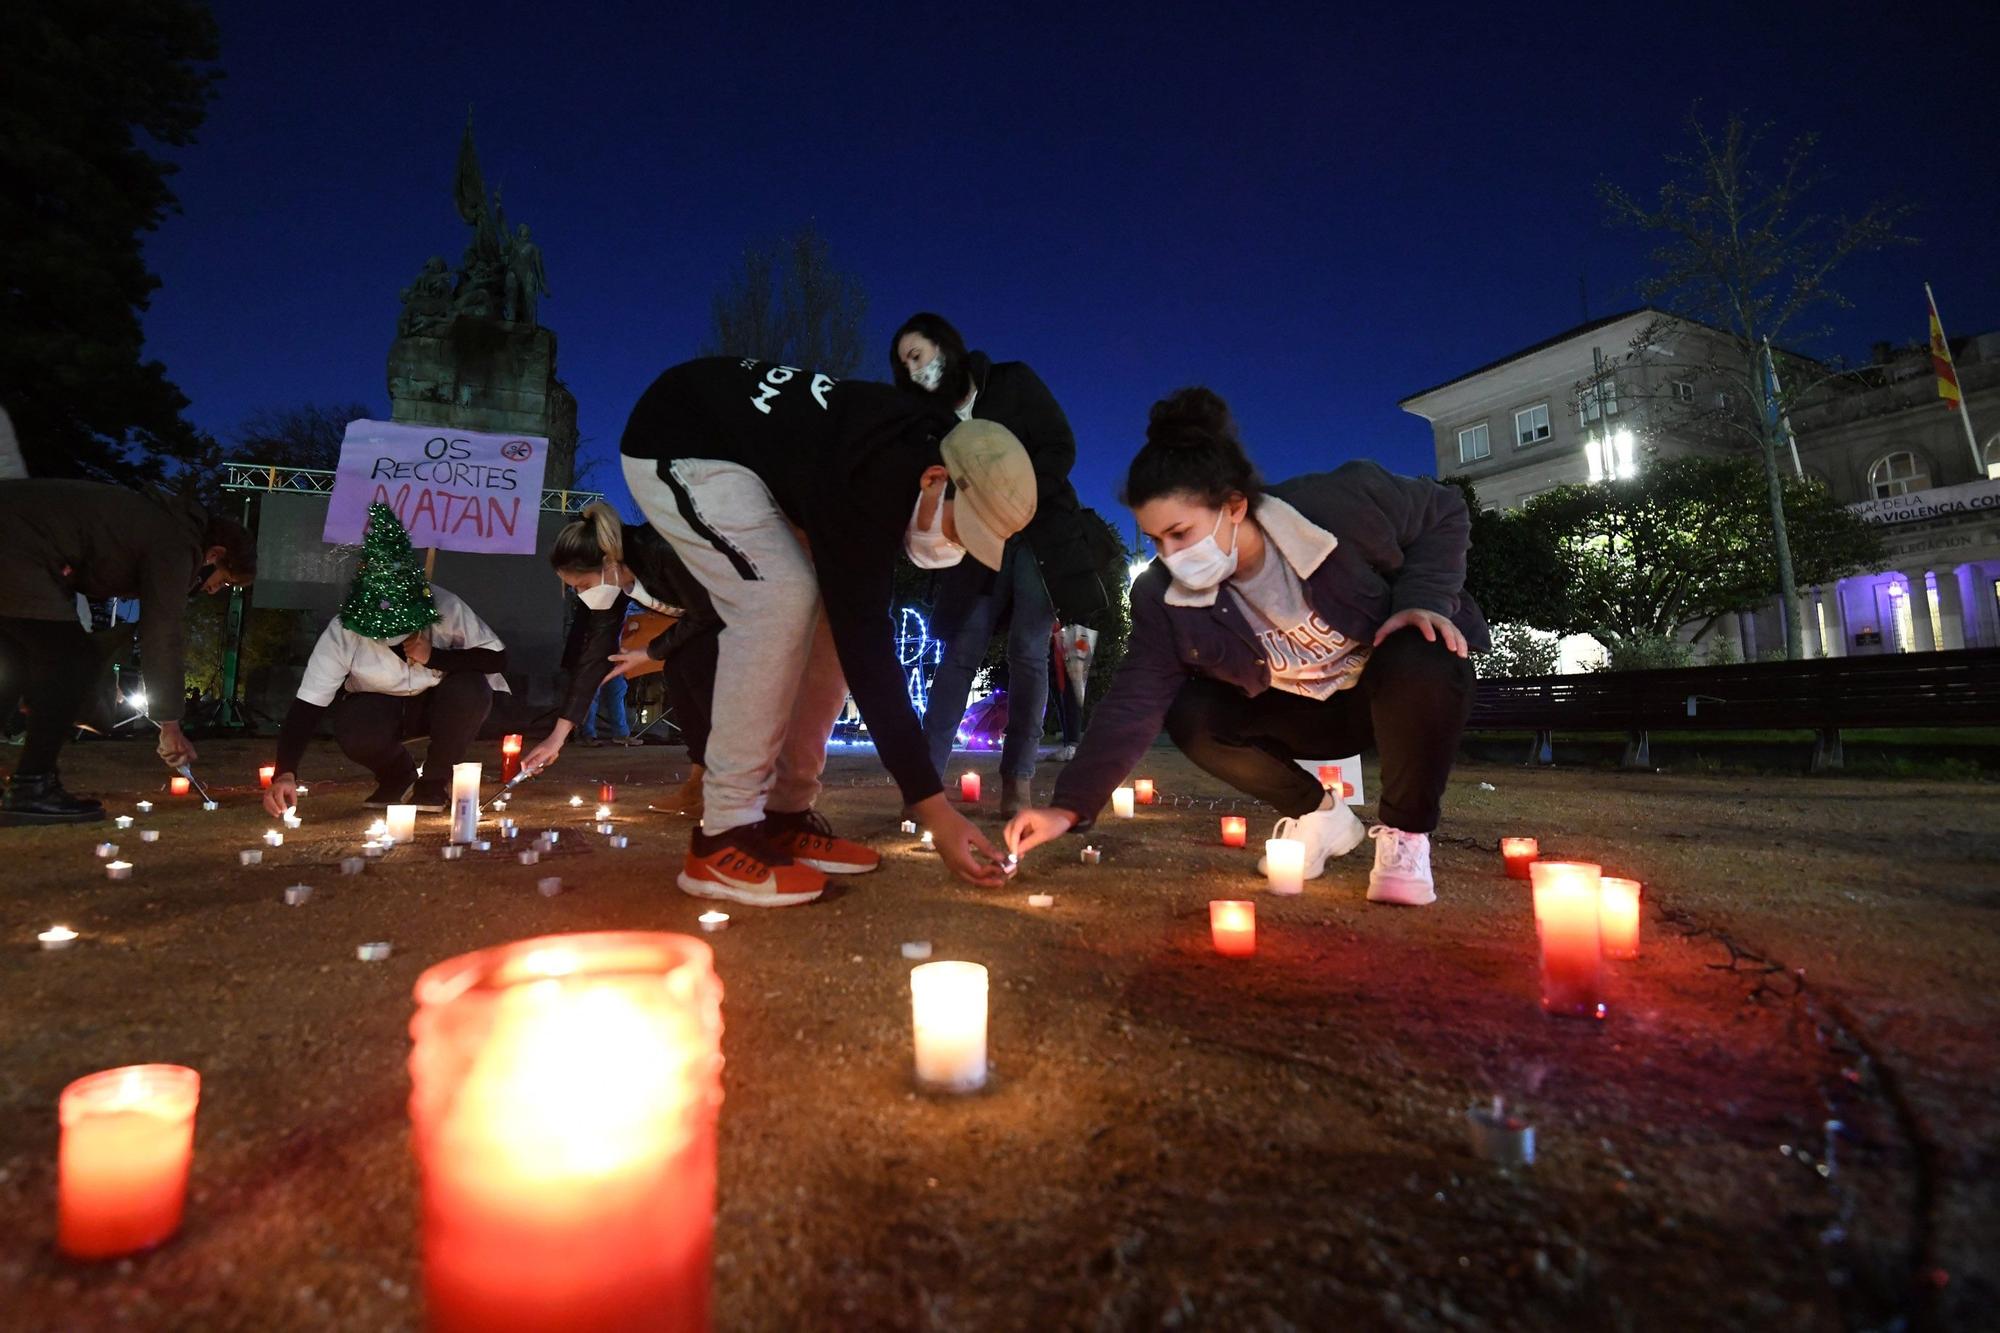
left=1004, top=388, right=1489, bottom=907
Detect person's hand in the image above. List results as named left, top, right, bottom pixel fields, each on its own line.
left=522, top=732, right=565, bottom=776
left=914, top=794, right=1007, bottom=888
left=262, top=773, right=298, bottom=818
left=1373, top=608, right=1468, bottom=657
left=156, top=720, right=197, bottom=767
left=605, top=649, right=652, bottom=680
left=1004, top=807, right=1078, bottom=858
left=402, top=632, right=433, bottom=666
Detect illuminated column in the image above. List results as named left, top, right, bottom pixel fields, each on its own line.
left=1932, top=565, right=1967, bottom=650
left=1801, top=588, right=1825, bottom=658
left=1902, top=570, right=1937, bottom=651
left=1821, top=580, right=1849, bottom=657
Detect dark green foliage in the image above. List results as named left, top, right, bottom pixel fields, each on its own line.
left=338, top=503, right=440, bottom=639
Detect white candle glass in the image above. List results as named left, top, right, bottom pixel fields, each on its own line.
left=1264, top=838, right=1305, bottom=895
left=450, top=762, right=481, bottom=845
left=1111, top=787, right=1135, bottom=818
left=910, top=961, right=989, bottom=1093
left=386, top=804, right=418, bottom=844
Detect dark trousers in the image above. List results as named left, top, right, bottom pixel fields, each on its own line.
left=660, top=622, right=718, bottom=768
left=0, top=617, right=93, bottom=776
left=331, top=672, right=493, bottom=785
left=1163, top=628, right=1474, bottom=833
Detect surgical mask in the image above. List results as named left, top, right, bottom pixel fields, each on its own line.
left=577, top=574, right=623, bottom=610
left=1160, top=510, right=1240, bottom=591
left=904, top=482, right=966, bottom=569
left=911, top=352, right=945, bottom=392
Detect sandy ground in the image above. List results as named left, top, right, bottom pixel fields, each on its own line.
left=2, top=738, right=1994, bottom=1332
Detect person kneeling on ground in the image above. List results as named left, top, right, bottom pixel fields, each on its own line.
left=1005, top=388, right=1489, bottom=906
left=263, top=504, right=508, bottom=817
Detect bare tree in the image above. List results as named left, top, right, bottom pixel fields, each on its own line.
left=1599, top=109, right=1913, bottom=658
left=704, top=225, right=866, bottom=375
left=233, top=402, right=373, bottom=470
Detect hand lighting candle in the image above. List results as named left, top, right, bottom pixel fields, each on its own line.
left=57, top=1064, right=200, bottom=1259
left=1501, top=837, right=1539, bottom=880
left=1263, top=839, right=1305, bottom=895
left=1599, top=877, right=1642, bottom=960
left=910, top=961, right=988, bottom=1093
left=1209, top=900, right=1256, bottom=956
left=1530, top=861, right=1605, bottom=1018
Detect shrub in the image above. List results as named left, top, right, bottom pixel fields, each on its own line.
left=1589, top=634, right=1695, bottom=672
left=1479, top=623, right=1561, bottom=678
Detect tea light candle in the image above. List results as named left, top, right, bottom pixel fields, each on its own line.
left=135, top=800, right=154, bottom=814
left=900, top=940, right=932, bottom=960
left=442, top=845, right=464, bottom=861
left=1530, top=861, right=1605, bottom=1018
left=568, top=795, right=583, bottom=808
left=920, top=830, right=935, bottom=849
left=295, top=785, right=309, bottom=796
left=201, top=800, right=218, bottom=812
left=537, top=877, right=563, bottom=898
left=262, top=829, right=284, bottom=847
left=283, top=884, right=313, bottom=906
left=40, top=925, right=79, bottom=951
left=698, top=911, right=730, bottom=933
left=56, top=1064, right=201, bottom=1259
left=96, top=842, right=118, bottom=858
left=340, top=857, right=366, bottom=875
left=1263, top=838, right=1305, bottom=895
left=910, top=961, right=988, bottom=1093
left=503, top=827, right=520, bottom=841
left=594, top=804, right=612, bottom=821
left=105, top=860, right=133, bottom=881
left=1501, top=837, right=1539, bottom=880
left=139, top=829, right=159, bottom=843
left=1026, top=893, right=1054, bottom=908
left=1111, top=786, right=1135, bottom=818
left=958, top=772, right=981, bottom=802
left=1220, top=815, right=1248, bottom=848
left=281, top=811, right=302, bottom=830
left=258, top=764, right=276, bottom=789
left=1465, top=1096, right=1536, bottom=1166
left=608, top=836, right=629, bottom=850
left=386, top=804, right=418, bottom=844
left=1600, top=877, right=1642, bottom=960
left=366, top=818, right=389, bottom=839
left=595, top=822, right=614, bottom=835
left=542, top=830, right=561, bottom=845
left=1133, top=778, right=1155, bottom=805
left=500, top=732, right=524, bottom=783
left=238, top=849, right=263, bottom=866
left=1080, top=845, right=1101, bottom=865
left=357, top=941, right=392, bottom=962
left=472, top=840, right=492, bottom=852
left=900, top=820, right=918, bottom=835
left=519, top=849, right=540, bottom=866
left=1209, top=900, right=1257, bottom=956
left=168, top=776, right=190, bottom=797
left=114, top=815, right=134, bottom=830
left=362, top=841, right=387, bottom=858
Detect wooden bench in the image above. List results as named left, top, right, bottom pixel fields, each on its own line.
left=1468, top=647, right=2000, bottom=771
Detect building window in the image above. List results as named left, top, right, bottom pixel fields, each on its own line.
left=1673, top=380, right=1695, bottom=403
left=1868, top=451, right=1930, bottom=499
left=1579, top=378, right=1619, bottom=424
left=1514, top=403, right=1551, bottom=447
left=1457, top=422, right=1490, bottom=464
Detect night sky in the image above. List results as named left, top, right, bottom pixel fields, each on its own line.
left=141, top=1, right=1999, bottom=526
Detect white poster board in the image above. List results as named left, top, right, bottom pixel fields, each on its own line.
left=322, top=420, right=549, bottom=555
left=1296, top=755, right=1365, bottom=806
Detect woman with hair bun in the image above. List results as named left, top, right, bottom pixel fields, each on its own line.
left=1004, top=388, right=1489, bottom=906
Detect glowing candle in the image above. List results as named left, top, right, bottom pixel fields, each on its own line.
left=1209, top=900, right=1256, bottom=956
left=96, top=842, right=118, bottom=858
left=1220, top=816, right=1248, bottom=848
left=1501, top=837, right=1539, bottom=880
left=1600, top=877, right=1642, bottom=961
left=105, top=860, right=132, bottom=881
left=1111, top=787, right=1135, bottom=819
left=697, top=911, right=729, bottom=933
left=450, top=763, right=482, bottom=845
left=113, top=815, right=133, bottom=830
left=367, top=818, right=389, bottom=839
left=1133, top=778, right=1155, bottom=805
left=1263, top=838, right=1305, bottom=896
left=168, top=776, right=190, bottom=797
left=1080, top=845, right=1100, bottom=865
left=386, top=804, right=418, bottom=844
left=910, top=961, right=988, bottom=1093
left=568, top=795, right=583, bottom=808
left=595, top=805, right=612, bottom=821
left=500, top=734, right=524, bottom=784
left=258, top=764, right=276, bottom=789
left=262, top=829, right=284, bottom=847
left=135, top=801, right=153, bottom=814
left=282, top=811, right=301, bottom=830
left=40, top=924, right=79, bottom=950
left=410, top=932, right=723, bottom=1332
left=57, top=1064, right=200, bottom=1259
left=1530, top=861, right=1605, bottom=1018
left=958, top=772, right=981, bottom=802
left=598, top=782, right=616, bottom=804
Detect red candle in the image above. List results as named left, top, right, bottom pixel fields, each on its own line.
left=1220, top=815, right=1248, bottom=848
left=1501, top=837, right=1539, bottom=880
left=958, top=772, right=980, bottom=802
left=1530, top=862, right=1605, bottom=1019
left=410, top=932, right=722, bottom=1332
left=598, top=782, right=617, bottom=804
left=1600, top=877, right=1642, bottom=960
left=500, top=734, right=524, bottom=785
left=1315, top=763, right=1352, bottom=797
left=58, top=1064, right=200, bottom=1260
left=1133, top=778, right=1155, bottom=805
left=257, top=764, right=276, bottom=790
left=168, top=776, right=191, bottom=797
left=1209, top=900, right=1256, bottom=956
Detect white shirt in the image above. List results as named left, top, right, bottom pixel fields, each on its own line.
left=1227, top=548, right=1369, bottom=699
left=296, top=585, right=509, bottom=706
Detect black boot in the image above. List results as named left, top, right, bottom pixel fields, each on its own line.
left=2, top=772, right=107, bottom=824
left=363, top=758, right=419, bottom=808
left=408, top=776, right=449, bottom=812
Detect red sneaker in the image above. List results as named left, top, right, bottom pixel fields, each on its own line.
left=762, top=809, right=880, bottom=875
left=677, top=825, right=825, bottom=907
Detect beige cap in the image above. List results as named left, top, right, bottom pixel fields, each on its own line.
left=940, top=419, right=1037, bottom=570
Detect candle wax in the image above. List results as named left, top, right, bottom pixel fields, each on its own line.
left=58, top=1066, right=199, bottom=1260
left=1264, top=839, right=1305, bottom=895
left=1210, top=900, right=1256, bottom=956
left=1531, top=862, right=1606, bottom=1018
left=911, top=961, right=988, bottom=1093
left=1110, top=787, right=1135, bottom=818
left=1600, top=877, right=1642, bottom=960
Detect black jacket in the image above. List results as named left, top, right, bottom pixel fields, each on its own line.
left=622, top=357, right=961, bottom=804
left=559, top=522, right=720, bottom=729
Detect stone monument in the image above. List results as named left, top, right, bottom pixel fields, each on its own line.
left=388, top=112, right=578, bottom=488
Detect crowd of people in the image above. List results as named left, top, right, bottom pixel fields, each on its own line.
left=1, top=316, right=1487, bottom=908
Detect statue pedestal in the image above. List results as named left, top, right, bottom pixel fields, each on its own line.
left=387, top=315, right=577, bottom=487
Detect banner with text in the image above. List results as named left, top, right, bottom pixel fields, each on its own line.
left=1847, top=475, right=2000, bottom=526
left=323, top=420, right=549, bottom=554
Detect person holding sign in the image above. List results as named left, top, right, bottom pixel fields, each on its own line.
left=619, top=357, right=1039, bottom=906
left=263, top=503, right=508, bottom=817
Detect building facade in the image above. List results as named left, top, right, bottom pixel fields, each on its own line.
left=1400, top=308, right=2000, bottom=660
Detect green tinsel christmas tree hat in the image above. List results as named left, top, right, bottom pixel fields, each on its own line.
left=339, top=502, right=441, bottom=638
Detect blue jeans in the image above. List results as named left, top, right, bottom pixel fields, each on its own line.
left=579, top=673, right=629, bottom=740
left=922, top=540, right=1055, bottom=780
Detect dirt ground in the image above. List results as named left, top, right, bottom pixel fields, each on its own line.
left=2, top=738, right=1994, bottom=1332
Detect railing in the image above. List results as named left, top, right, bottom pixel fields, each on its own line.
left=221, top=463, right=603, bottom=514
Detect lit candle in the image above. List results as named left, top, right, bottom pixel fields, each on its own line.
left=899, top=819, right=918, bottom=835
left=201, top=801, right=218, bottom=812
left=697, top=911, right=729, bottom=933
left=114, top=815, right=133, bottom=830
left=135, top=801, right=154, bottom=814
left=1026, top=893, right=1054, bottom=908
left=262, top=829, right=284, bottom=847
left=284, top=884, right=313, bottom=906
left=500, top=733, right=524, bottom=784
left=910, top=961, right=988, bottom=1093
left=409, top=932, right=724, bottom=1331
left=363, top=841, right=387, bottom=858
left=1530, top=861, right=1605, bottom=1019
left=568, top=795, right=583, bottom=808
left=1263, top=838, right=1305, bottom=896
left=105, top=860, right=132, bottom=881
left=1220, top=816, right=1247, bottom=848
left=1209, top=900, right=1256, bottom=956
left=386, top=804, right=418, bottom=843
left=57, top=1064, right=200, bottom=1259
left=595, top=804, right=612, bottom=821
left=367, top=818, right=389, bottom=839
left=1111, top=787, right=1135, bottom=818
left=450, top=762, right=482, bottom=845
left=598, top=782, right=616, bottom=804
left=958, top=772, right=981, bottom=802
left=168, top=776, right=190, bottom=797
left=1080, top=845, right=1100, bottom=864
left=920, top=830, right=935, bottom=850
left=1133, top=778, right=1155, bottom=805
left=1600, top=877, right=1643, bottom=961
left=258, top=764, right=276, bottom=789
left=1501, top=837, right=1539, bottom=880
left=40, top=925, right=79, bottom=951
left=358, top=941, right=392, bottom=962
left=282, top=811, right=301, bottom=830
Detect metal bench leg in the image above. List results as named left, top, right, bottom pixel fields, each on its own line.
left=1622, top=729, right=1651, bottom=770
left=1811, top=727, right=1844, bottom=773
left=1529, top=729, right=1553, bottom=766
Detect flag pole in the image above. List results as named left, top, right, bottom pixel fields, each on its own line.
left=1927, top=282, right=1984, bottom=475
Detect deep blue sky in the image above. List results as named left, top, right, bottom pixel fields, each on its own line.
left=142, top=1, right=1999, bottom=525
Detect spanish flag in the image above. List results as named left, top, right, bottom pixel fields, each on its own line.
left=1927, top=282, right=1962, bottom=410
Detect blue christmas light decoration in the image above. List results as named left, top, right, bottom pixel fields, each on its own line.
left=829, top=605, right=942, bottom=747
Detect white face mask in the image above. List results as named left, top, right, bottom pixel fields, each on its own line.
left=904, top=481, right=966, bottom=569
left=1160, top=509, right=1240, bottom=591
left=911, top=352, right=945, bottom=392
left=576, top=572, right=623, bottom=611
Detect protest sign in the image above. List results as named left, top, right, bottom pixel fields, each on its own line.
left=322, top=420, right=549, bottom=554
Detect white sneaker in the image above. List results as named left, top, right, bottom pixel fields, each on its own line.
left=1255, top=803, right=1366, bottom=880
left=1366, top=826, right=1436, bottom=906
